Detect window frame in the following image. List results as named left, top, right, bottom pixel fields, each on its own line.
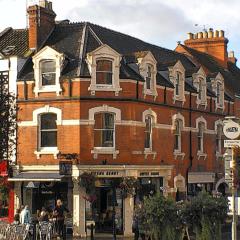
left=38, top=113, right=58, bottom=152
left=96, top=58, right=113, bottom=86
left=144, top=115, right=153, bottom=150
left=216, top=124, right=223, bottom=154
left=94, top=112, right=115, bottom=149
left=174, top=119, right=182, bottom=152
left=197, top=122, right=204, bottom=153
left=40, top=59, right=56, bottom=87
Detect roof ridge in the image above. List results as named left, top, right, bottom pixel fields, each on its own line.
left=0, top=27, right=12, bottom=40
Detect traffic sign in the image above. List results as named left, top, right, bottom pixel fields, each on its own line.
left=224, top=140, right=240, bottom=148
left=223, top=120, right=240, bottom=139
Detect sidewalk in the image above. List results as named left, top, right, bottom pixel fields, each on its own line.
left=68, top=233, right=134, bottom=240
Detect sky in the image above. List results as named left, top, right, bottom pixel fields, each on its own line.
left=1, top=0, right=240, bottom=62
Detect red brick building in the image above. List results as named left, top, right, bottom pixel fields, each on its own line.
left=1, top=0, right=240, bottom=237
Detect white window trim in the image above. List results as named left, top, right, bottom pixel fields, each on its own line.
left=169, top=61, right=185, bottom=103
left=211, top=73, right=225, bottom=110
left=32, top=46, right=64, bottom=96
left=196, top=117, right=207, bottom=158
left=192, top=68, right=207, bottom=108
left=87, top=44, right=122, bottom=96
left=89, top=105, right=120, bottom=159
left=137, top=51, right=158, bottom=98
left=32, top=105, right=61, bottom=159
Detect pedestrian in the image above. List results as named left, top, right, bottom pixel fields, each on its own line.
left=20, top=205, right=31, bottom=224
left=54, top=199, right=69, bottom=238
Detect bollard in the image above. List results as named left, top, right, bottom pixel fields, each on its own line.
left=90, top=223, right=94, bottom=240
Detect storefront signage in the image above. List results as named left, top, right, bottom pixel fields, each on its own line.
left=59, top=161, right=72, bottom=175
left=224, top=140, right=240, bottom=148
left=93, top=171, right=120, bottom=177
left=139, top=172, right=160, bottom=177
left=223, top=120, right=240, bottom=140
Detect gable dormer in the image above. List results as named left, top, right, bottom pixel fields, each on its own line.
left=136, top=51, right=157, bottom=97
left=169, top=60, right=185, bottom=103
left=192, top=67, right=207, bottom=107
left=87, top=44, right=122, bottom=96
left=32, top=46, right=64, bottom=97
left=210, top=72, right=224, bottom=110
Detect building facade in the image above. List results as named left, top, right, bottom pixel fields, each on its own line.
left=0, top=0, right=239, bottom=237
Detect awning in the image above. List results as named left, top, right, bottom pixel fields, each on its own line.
left=8, top=172, right=63, bottom=182
left=188, top=172, right=215, bottom=183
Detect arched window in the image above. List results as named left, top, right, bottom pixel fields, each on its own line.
left=39, top=113, right=57, bottom=148
left=40, top=60, right=56, bottom=86
left=94, top=112, right=115, bottom=147
left=146, top=64, right=153, bottom=90
left=197, top=122, right=204, bottom=152
left=216, top=124, right=223, bottom=153
left=96, top=59, right=113, bottom=85
left=174, top=119, right=182, bottom=151
left=145, top=115, right=152, bottom=149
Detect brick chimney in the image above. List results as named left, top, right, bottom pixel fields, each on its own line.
left=27, top=0, right=56, bottom=50
left=228, top=51, right=237, bottom=65
left=184, top=28, right=229, bottom=68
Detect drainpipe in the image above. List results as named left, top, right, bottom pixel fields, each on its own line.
left=186, top=92, right=193, bottom=196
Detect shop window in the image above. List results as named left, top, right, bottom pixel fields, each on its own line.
left=197, top=122, right=204, bottom=152
left=216, top=124, right=223, bottom=154
left=94, top=113, right=115, bottom=148
left=96, top=59, right=113, bottom=85
left=39, top=113, right=57, bottom=148
left=40, top=60, right=56, bottom=86
left=174, top=119, right=182, bottom=151
left=144, top=115, right=152, bottom=149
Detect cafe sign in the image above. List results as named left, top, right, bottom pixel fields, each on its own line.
left=223, top=120, right=240, bottom=140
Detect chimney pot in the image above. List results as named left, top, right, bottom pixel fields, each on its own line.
left=214, top=30, right=219, bottom=38
left=187, top=32, right=193, bottom=40
left=219, top=30, right=225, bottom=37
left=203, top=31, right=208, bottom=38
left=198, top=32, right=203, bottom=39
left=228, top=51, right=235, bottom=58
left=208, top=29, right=213, bottom=38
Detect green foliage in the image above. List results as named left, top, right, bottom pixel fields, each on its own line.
left=119, top=177, right=140, bottom=198
left=136, top=191, right=228, bottom=240
left=78, top=172, right=96, bottom=194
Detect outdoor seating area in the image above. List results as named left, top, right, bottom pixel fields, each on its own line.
left=0, top=219, right=73, bottom=240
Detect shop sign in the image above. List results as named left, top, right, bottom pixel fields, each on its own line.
left=59, top=161, right=72, bottom=175
left=139, top=172, right=160, bottom=177
left=223, top=120, right=240, bottom=140
left=224, top=140, right=240, bottom=148
left=92, top=171, right=121, bottom=177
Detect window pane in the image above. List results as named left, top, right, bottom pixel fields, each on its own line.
left=96, top=72, right=112, bottom=85
left=145, top=116, right=152, bottom=148
left=41, top=60, right=56, bottom=86
left=96, top=60, right=112, bottom=71
left=40, top=114, right=57, bottom=130
left=41, top=131, right=57, bottom=147
left=94, top=112, right=114, bottom=147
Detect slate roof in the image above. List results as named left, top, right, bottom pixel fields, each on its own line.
left=179, top=44, right=239, bottom=97
left=0, top=20, right=239, bottom=99
left=0, top=28, right=29, bottom=57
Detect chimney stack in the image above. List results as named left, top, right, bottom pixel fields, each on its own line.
left=184, top=28, right=229, bottom=68
left=27, top=0, right=56, bottom=50
left=228, top=51, right=237, bottom=64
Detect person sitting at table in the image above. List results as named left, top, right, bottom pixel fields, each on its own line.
left=39, top=207, right=49, bottom=222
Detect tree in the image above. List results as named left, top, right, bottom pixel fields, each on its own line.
left=0, top=71, right=16, bottom=163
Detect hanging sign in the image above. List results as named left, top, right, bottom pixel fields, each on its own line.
left=223, top=120, right=240, bottom=140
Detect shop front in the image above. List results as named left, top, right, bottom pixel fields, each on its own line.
left=72, top=165, right=173, bottom=237
left=9, top=171, right=73, bottom=218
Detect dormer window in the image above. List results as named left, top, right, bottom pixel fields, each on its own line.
left=87, top=44, right=122, bottom=96
left=216, top=82, right=222, bottom=105
left=211, top=73, right=224, bottom=110
left=169, top=61, right=185, bottom=103
left=146, top=64, right=153, bottom=90
left=40, top=60, right=56, bottom=86
left=175, top=72, right=181, bottom=96
left=96, top=59, right=113, bottom=85
left=33, top=46, right=64, bottom=96
left=198, top=78, right=203, bottom=101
